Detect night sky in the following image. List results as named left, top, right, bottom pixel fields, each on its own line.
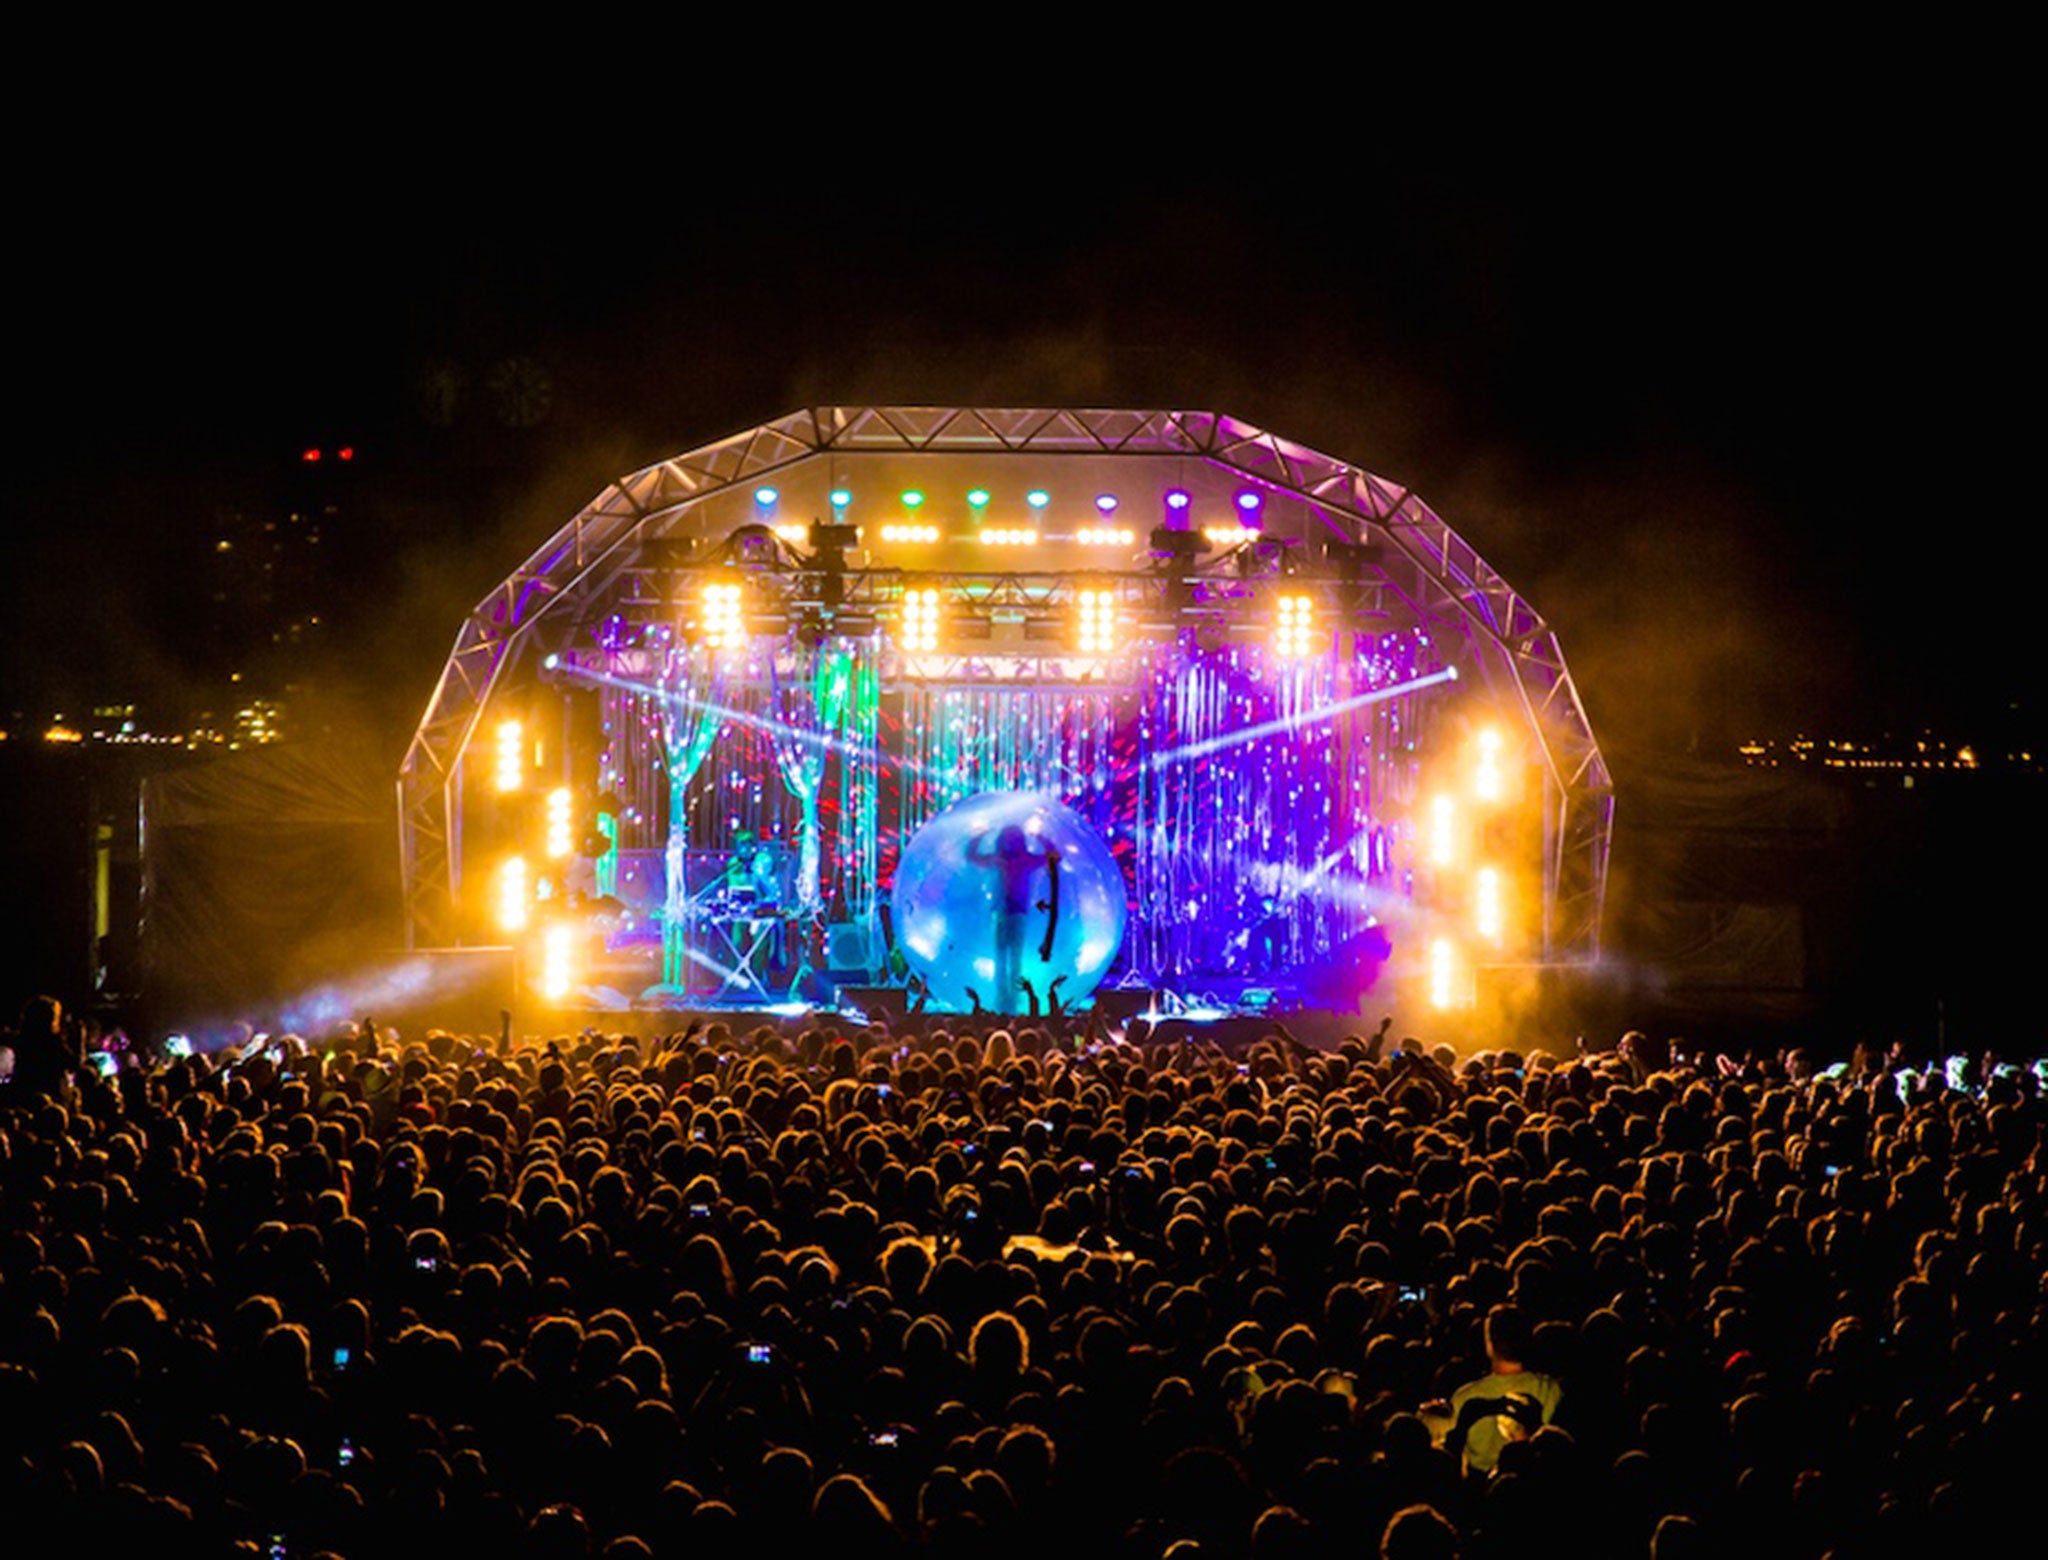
left=8, top=75, right=2033, bottom=768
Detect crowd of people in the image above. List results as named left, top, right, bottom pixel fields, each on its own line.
left=1, top=996, right=2041, bottom=1558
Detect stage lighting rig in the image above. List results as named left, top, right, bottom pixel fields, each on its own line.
left=1235, top=536, right=1292, bottom=580
left=1149, top=526, right=1207, bottom=563
left=717, top=522, right=799, bottom=572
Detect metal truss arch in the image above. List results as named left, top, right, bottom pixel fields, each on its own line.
left=401, top=408, right=1610, bottom=958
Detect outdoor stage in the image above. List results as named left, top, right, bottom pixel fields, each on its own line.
left=398, top=409, right=1611, bottom=1035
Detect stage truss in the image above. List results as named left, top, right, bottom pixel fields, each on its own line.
left=398, top=408, right=1611, bottom=1008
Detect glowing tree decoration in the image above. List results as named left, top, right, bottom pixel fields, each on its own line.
left=657, top=645, right=727, bottom=987
left=893, top=791, right=1126, bottom=1015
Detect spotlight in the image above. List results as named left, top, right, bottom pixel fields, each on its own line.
left=967, top=488, right=991, bottom=511
left=1095, top=494, right=1119, bottom=515
left=979, top=527, right=1038, bottom=547
left=541, top=923, right=573, bottom=1001
left=545, top=787, right=573, bottom=858
left=1076, top=525, right=1135, bottom=547
left=494, top=719, right=525, bottom=793
left=829, top=487, right=853, bottom=510
left=1474, top=727, right=1505, bottom=802
left=1164, top=488, right=1191, bottom=517
left=880, top=523, right=940, bottom=544
left=1273, top=592, right=1317, bottom=658
left=1475, top=866, right=1505, bottom=946
left=1428, top=795, right=1457, bottom=866
left=753, top=486, right=779, bottom=508
left=495, top=856, right=530, bottom=933
left=1236, top=490, right=1265, bottom=520
left=1429, top=936, right=1462, bottom=1009
left=1075, top=588, right=1119, bottom=655
left=700, top=578, right=747, bottom=650
left=901, top=587, right=942, bottom=653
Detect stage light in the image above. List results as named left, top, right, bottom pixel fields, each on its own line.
left=901, top=489, right=925, bottom=509
left=753, top=486, right=779, bottom=507
left=1428, top=795, right=1457, bottom=866
left=1236, top=490, right=1265, bottom=519
left=1076, top=525, right=1135, bottom=547
left=901, top=586, right=942, bottom=652
left=1095, top=494, right=1119, bottom=514
left=494, top=719, right=525, bottom=793
left=1273, top=592, right=1317, bottom=658
left=1429, top=936, right=1461, bottom=1009
left=979, top=527, right=1037, bottom=547
left=546, top=787, right=573, bottom=858
left=1474, top=726, right=1505, bottom=802
left=829, top=487, right=852, bottom=510
left=1164, top=488, right=1191, bottom=514
left=1203, top=523, right=1256, bottom=547
left=772, top=523, right=808, bottom=546
left=495, top=855, right=530, bottom=933
left=1075, top=587, right=1119, bottom=655
left=1475, top=865, right=1505, bottom=946
left=967, top=488, right=991, bottom=510
left=880, top=523, right=940, bottom=544
left=701, top=578, right=747, bottom=650
left=1026, top=490, right=1050, bottom=510
left=541, top=923, right=573, bottom=1001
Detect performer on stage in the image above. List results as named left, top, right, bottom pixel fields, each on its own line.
left=749, top=836, right=784, bottom=906
left=723, top=829, right=758, bottom=897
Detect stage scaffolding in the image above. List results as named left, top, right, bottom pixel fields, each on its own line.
left=398, top=408, right=1611, bottom=1000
